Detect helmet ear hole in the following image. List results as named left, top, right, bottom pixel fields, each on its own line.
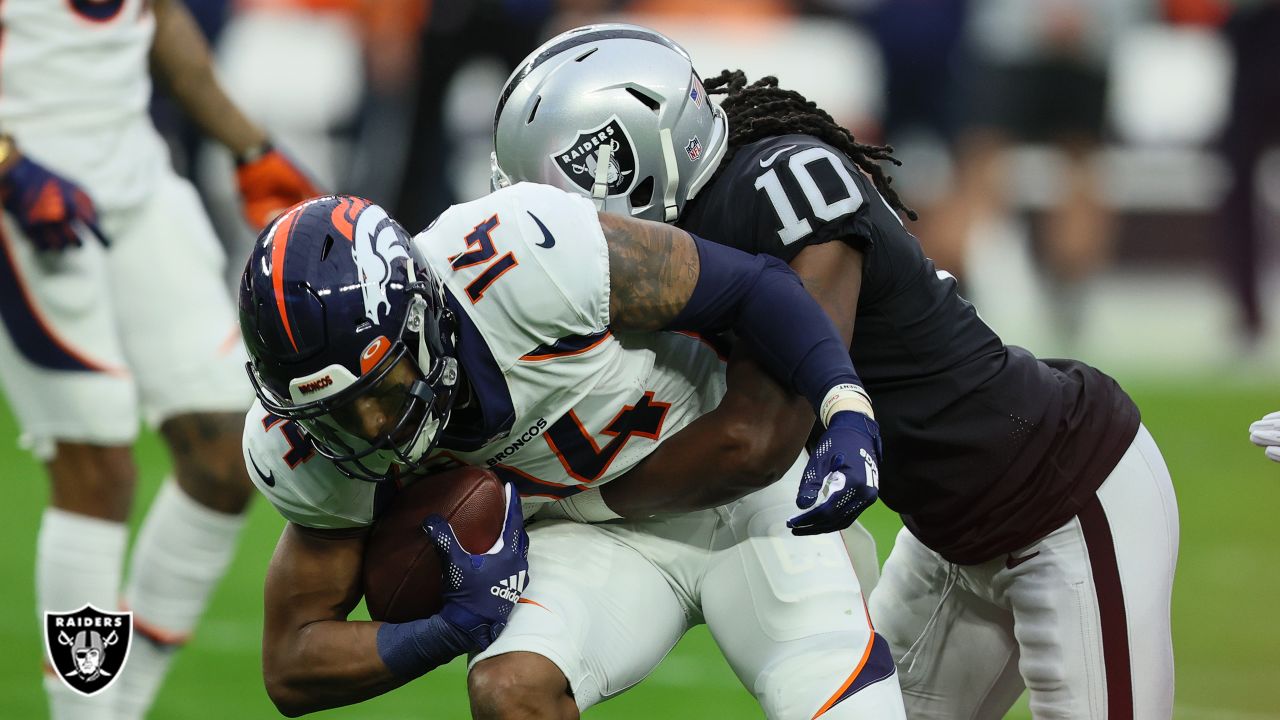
left=630, top=176, right=654, bottom=209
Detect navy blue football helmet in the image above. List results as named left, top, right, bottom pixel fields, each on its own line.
left=238, top=195, right=459, bottom=481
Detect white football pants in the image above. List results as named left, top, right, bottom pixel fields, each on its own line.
left=475, top=454, right=906, bottom=719
left=869, top=424, right=1178, bottom=719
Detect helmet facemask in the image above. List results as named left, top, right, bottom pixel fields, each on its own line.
left=247, top=270, right=459, bottom=483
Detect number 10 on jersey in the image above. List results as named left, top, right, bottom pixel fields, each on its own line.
left=755, top=147, right=864, bottom=245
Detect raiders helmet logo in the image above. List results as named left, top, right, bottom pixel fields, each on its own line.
left=551, top=117, right=637, bottom=197
left=44, top=605, right=132, bottom=696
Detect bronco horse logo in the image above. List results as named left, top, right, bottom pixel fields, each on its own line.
left=350, top=204, right=411, bottom=326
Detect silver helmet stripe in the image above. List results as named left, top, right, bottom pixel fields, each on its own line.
left=658, top=127, right=681, bottom=222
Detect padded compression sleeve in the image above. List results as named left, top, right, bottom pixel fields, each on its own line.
left=666, top=234, right=860, bottom=411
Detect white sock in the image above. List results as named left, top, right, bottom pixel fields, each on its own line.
left=37, top=508, right=128, bottom=720
left=116, top=481, right=247, bottom=720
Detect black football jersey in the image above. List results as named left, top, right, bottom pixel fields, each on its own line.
left=679, top=134, right=1139, bottom=564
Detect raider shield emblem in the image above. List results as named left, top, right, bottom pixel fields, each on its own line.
left=552, top=116, right=637, bottom=197
left=44, top=604, right=132, bottom=696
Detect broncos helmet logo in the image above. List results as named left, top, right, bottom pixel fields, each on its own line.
left=350, top=205, right=411, bottom=325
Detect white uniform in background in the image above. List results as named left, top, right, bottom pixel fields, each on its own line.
left=245, top=183, right=905, bottom=719
left=0, top=0, right=248, bottom=452
left=0, top=3, right=251, bottom=718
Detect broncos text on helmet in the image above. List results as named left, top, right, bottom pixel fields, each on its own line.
left=237, top=195, right=459, bottom=482
left=492, top=23, right=728, bottom=223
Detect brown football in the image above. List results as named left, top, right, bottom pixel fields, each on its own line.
left=362, top=466, right=506, bottom=623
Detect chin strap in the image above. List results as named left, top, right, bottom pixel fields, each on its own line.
left=659, top=128, right=681, bottom=222
left=489, top=152, right=512, bottom=192
left=591, top=142, right=613, bottom=209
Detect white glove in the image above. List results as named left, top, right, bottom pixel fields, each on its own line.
left=1249, top=411, right=1280, bottom=462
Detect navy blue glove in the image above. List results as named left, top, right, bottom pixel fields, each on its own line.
left=422, top=482, right=530, bottom=650
left=1, top=153, right=107, bottom=251
left=787, top=411, right=881, bottom=536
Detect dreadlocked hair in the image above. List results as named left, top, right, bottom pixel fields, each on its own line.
left=703, top=69, right=917, bottom=221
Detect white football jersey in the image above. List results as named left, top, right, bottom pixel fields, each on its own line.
left=0, top=0, right=169, bottom=211
left=244, top=183, right=727, bottom=529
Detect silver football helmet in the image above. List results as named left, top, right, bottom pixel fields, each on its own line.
left=492, top=24, right=728, bottom=223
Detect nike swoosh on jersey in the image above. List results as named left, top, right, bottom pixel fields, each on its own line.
left=527, top=211, right=556, bottom=248
left=247, top=451, right=276, bottom=487
left=1005, top=550, right=1039, bottom=570
left=759, top=145, right=797, bottom=168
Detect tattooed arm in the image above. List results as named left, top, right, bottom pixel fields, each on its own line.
left=603, top=241, right=863, bottom=517
left=599, top=213, right=701, bottom=331
left=593, top=213, right=868, bottom=517
left=599, top=211, right=856, bottom=407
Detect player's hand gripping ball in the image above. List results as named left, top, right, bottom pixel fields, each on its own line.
left=235, top=143, right=320, bottom=230
left=425, top=481, right=530, bottom=649
left=788, top=410, right=882, bottom=536
left=362, top=466, right=511, bottom=624
left=1, top=153, right=107, bottom=251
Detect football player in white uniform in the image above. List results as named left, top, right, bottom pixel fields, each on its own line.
left=0, top=1, right=317, bottom=718
left=239, top=188, right=904, bottom=718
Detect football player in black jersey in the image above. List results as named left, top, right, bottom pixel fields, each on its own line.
left=492, top=24, right=1179, bottom=720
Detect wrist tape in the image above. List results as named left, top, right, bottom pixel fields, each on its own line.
left=820, top=383, right=874, bottom=427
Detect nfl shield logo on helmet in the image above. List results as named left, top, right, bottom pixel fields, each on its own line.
left=685, top=137, right=703, bottom=161
left=44, top=605, right=132, bottom=697
left=551, top=116, right=637, bottom=197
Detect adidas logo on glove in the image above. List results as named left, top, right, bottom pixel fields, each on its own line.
left=490, top=570, right=528, bottom=602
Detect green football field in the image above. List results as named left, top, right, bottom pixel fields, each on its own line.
left=3, top=377, right=1279, bottom=718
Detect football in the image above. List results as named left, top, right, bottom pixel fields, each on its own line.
left=361, top=466, right=506, bottom=623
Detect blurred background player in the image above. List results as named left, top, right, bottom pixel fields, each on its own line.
left=492, top=25, right=1179, bottom=718
left=188, top=0, right=420, bottom=290
left=186, top=0, right=603, bottom=291
left=926, top=0, right=1139, bottom=346
left=1217, top=0, right=1280, bottom=348
left=0, top=0, right=316, bottom=717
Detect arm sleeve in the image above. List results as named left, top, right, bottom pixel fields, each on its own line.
left=665, top=234, right=860, bottom=411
